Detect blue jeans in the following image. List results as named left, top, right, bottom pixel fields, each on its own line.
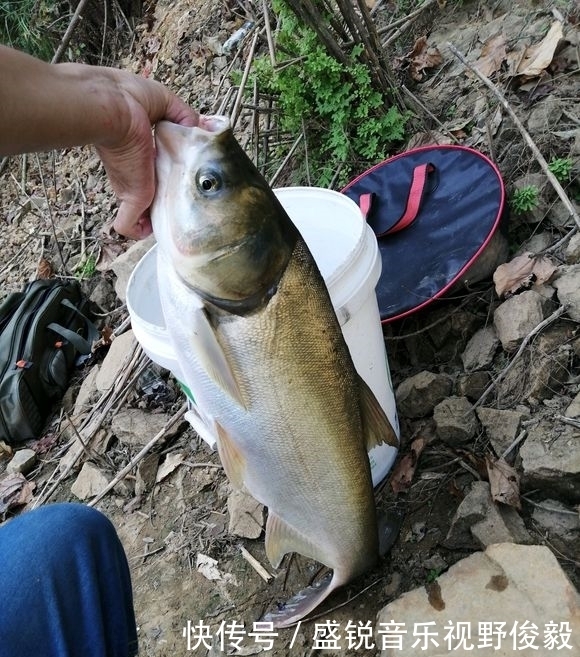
left=0, top=503, right=137, bottom=657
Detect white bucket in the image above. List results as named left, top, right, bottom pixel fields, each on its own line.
left=127, top=187, right=399, bottom=485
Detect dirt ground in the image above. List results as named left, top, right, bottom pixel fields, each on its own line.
left=1, top=1, right=579, bottom=656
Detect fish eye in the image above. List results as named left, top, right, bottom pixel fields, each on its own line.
left=196, top=169, right=223, bottom=194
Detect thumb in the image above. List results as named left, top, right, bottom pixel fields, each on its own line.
left=113, top=200, right=153, bottom=240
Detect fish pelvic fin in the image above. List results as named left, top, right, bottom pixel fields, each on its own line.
left=358, top=376, right=398, bottom=450
left=265, top=512, right=330, bottom=569
left=190, top=301, right=246, bottom=410
left=262, top=572, right=340, bottom=629
left=215, top=422, right=246, bottom=490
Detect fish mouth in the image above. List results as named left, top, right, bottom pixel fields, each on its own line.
left=155, top=116, right=230, bottom=159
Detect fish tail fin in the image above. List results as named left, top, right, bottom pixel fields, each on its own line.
left=262, top=572, right=341, bottom=629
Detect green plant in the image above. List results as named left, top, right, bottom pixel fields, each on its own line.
left=247, top=1, right=408, bottom=187
left=426, top=568, right=441, bottom=583
left=75, top=255, right=97, bottom=280
left=511, top=185, right=539, bottom=215
left=548, top=157, right=573, bottom=183
left=0, top=0, right=59, bottom=59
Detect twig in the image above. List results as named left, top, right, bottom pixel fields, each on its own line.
left=500, top=429, right=527, bottom=460
left=262, top=0, right=276, bottom=68
left=555, top=415, right=580, bottom=430
left=268, top=133, right=303, bottom=187
left=448, top=42, right=580, bottom=231
left=51, top=0, right=92, bottom=64
left=34, top=153, right=67, bottom=273
left=230, top=32, right=260, bottom=129
left=401, top=85, right=461, bottom=144
left=377, top=0, right=437, bottom=36
left=473, top=305, right=568, bottom=408
left=87, top=402, right=187, bottom=507
left=239, top=545, right=273, bottom=582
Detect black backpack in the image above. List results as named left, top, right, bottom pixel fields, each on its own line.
left=0, top=279, right=96, bottom=444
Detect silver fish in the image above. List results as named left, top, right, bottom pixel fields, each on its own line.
left=151, top=116, right=397, bottom=627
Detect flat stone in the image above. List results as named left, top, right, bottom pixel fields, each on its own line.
left=109, top=234, right=155, bottom=302
left=462, top=326, right=499, bottom=371
left=565, top=233, right=580, bottom=264
left=520, top=421, right=580, bottom=502
left=89, top=277, right=117, bottom=312
left=395, top=371, right=453, bottom=419
left=445, top=481, right=532, bottom=549
left=135, top=453, right=160, bottom=496
left=72, top=365, right=100, bottom=416
left=6, top=448, right=37, bottom=475
left=566, top=391, right=580, bottom=418
left=227, top=489, right=265, bottom=539
left=71, top=462, right=110, bottom=500
left=493, top=290, right=550, bottom=352
left=433, top=396, right=478, bottom=445
left=95, top=330, right=136, bottom=392
left=376, top=543, right=580, bottom=656
left=532, top=499, right=580, bottom=541
left=516, top=231, right=552, bottom=255
left=110, top=408, right=172, bottom=447
left=553, top=265, right=580, bottom=321
left=476, top=407, right=525, bottom=456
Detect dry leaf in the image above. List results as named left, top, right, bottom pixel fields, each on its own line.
left=0, top=441, right=13, bottom=461
left=516, top=21, right=564, bottom=77
left=493, top=252, right=557, bottom=297
left=390, top=436, right=428, bottom=494
left=395, top=37, right=443, bottom=81
left=36, top=257, right=54, bottom=279
left=155, top=452, right=186, bottom=483
left=486, top=456, right=521, bottom=510
left=0, top=473, right=35, bottom=517
left=475, top=33, right=507, bottom=77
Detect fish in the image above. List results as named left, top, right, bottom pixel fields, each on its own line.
left=151, top=115, right=398, bottom=627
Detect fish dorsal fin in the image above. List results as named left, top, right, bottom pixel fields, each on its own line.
left=265, top=512, right=328, bottom=569
left=189, top=299, right=246, bottom=409
left=215, top=422, right=246, bottom=490
left=358, top=376, right=398, bottom=450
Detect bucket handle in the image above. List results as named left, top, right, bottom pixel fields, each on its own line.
left=359, top=162, right=436, bottom=237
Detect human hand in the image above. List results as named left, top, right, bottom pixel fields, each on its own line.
left=95, top=70, right=199, bottom=240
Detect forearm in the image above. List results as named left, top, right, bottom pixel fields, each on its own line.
left=0, top=45, right=130, bottom=156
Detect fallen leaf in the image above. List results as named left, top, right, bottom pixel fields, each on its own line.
left=486, top=456, right=521, bottom=510
left=390, top=436, right=428, bottom=494
left=196, top=553, right=223, bottom=581
left=516, top=21, right=564, bottom=77
left=0, top=473, right=35, bottom=517
left=36, top=257, right=54, bottom=279
left=395, top=36, right=443, bottom=81
left=92, top=325, right=114, bottom=352
left=475, top=33, right=507, bottom=77
left=426, top=580, right=446, bottom=610
left=95, top=239, right=126, bottom=272
left=493, top=252, right=557, bottom=297
left=155, top=452, right=186, bottom=483
left=0, top=441, right=12, bottom=461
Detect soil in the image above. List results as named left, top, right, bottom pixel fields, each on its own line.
left=0, top=1, right=579, bottom=656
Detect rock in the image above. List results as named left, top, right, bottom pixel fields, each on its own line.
left=227, top=489, right=265, bottom=539
left=456, top=371, right=491, bottom=401
left=527, top=97, right=562, bottom=133
left=109, top=234, right=155, bottom=302
left=71, top=462, right=110, bottom=500
left=445, top=481, right=532, bottom=549
left=565, top=233, right=580, bottom=264
left=395, top=371, right=453, bottom=419
left=461, top=326, right=499, bottom=371
left=517, top=231, right=552, bottom=255
left=6, top=449, right=37, bottom=475
left=433, top=396, right=478, bottom=445
left=532, top=499, right=580, bottom=541
left=493, top=290, right=551, bottom=351
left=566, top=392, right=580, bottom=418
left=72, top=365, right=100, bottom=416
left=553, top=265, right=580, bottom=321
left=476, top=407, right=525, bottom=456
left=110, top=408, right=172, bottom=447
left=520, top=421, right=580, bottom=502
left=95, top=330, right=136, bottom=392
left=135, top=453, right=160, bottom=496
left=376, top=543, right=580, bottom=656
left=89, top=276, right=118, bottom=312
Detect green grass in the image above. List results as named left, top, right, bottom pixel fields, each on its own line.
left=0, top=0, right=58, bottom=59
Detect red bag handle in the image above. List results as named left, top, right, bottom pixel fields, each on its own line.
left=359, top=162, right=435, bottom=237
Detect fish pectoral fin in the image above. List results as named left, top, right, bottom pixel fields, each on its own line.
left=190, top=303, right=246, bottom=409
left=262, top=572, right=340, bottom=629
left=359, top=376, right=398, bottom=449
left=265, top=512, right=328, bottom=569
left=215, top=422, right=246, bottom=490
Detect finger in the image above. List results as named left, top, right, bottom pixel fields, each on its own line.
left=162, top=94, right=199, bottom=128
left=113, top=201, right=153, bottom=240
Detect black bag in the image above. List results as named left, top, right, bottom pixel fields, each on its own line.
left=342, top=145, right=507, bottom=323
left=0, top=279, right=97, bottom=444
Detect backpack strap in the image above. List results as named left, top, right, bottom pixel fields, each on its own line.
left=360, top=162, right=436, bottom=236
left=46, top=298, right=99, bottom=355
